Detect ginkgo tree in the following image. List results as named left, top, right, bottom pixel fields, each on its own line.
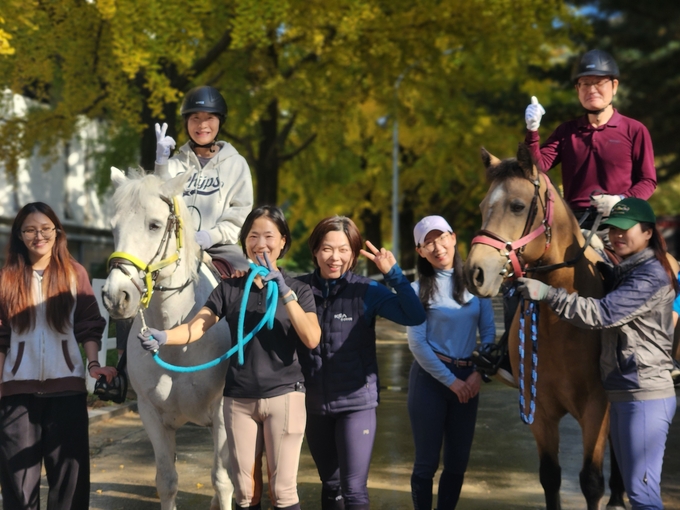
left=0, top=0, right=583, bottom=266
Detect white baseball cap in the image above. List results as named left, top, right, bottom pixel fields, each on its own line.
left=413, top=216, right=453, bottom=247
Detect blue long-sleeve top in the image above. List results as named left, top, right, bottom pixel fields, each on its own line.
left=320, top=265, right=426, bottom=326
left=407, top=269, right=496, bottom=387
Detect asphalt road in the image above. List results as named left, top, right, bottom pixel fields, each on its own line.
left=4, top=320, right=680, bottom=509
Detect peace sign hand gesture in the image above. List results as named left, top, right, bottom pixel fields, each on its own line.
left=154, top=122, right=176, bottom=165
left=360, top=240, right=396, bottom=275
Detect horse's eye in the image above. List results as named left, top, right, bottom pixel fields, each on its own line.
left=149, top=222, right=162, bottom=232
left=510, top=200, right=525, bottom=213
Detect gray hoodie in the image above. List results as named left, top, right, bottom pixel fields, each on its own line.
left=156, top=141, right=253, bottom=246
left=546, top=248, right=676, bottom=402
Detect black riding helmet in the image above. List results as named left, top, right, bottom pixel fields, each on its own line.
left=181, top=86, right=228, bottom=149
left=573, top=49, right=620, bottom=82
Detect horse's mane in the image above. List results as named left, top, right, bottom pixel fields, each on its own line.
left=112, top=168, right=156, bottom=212
left=486, top=157, right=534, bottom=182
left=112, top=168, right=199, bottom=282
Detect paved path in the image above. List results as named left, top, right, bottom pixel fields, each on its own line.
left=5, top=321, right=680, bottom=509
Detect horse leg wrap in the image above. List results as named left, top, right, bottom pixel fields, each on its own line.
left=539, top=454, right=562, bottom=510
left=579, top=460, right=605, bottom=510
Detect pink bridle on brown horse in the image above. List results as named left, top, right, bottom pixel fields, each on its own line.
left=471, top=172, right=555, bottom=280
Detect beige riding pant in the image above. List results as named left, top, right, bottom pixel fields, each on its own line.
left=223, top=392, right=306, bottom=508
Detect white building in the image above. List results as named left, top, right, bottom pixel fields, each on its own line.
left=0, top=91, right=115, bottom=276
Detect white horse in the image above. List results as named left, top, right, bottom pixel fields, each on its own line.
left=101, top=167, right=233, bottom=510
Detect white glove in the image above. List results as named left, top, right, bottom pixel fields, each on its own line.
left=195, top=230, right=212, bottom=250
left=590, top=194, right=623, bottom=217
left=525, top=96, right=546, bottom=132
left=155, top=122, right=176, bottom=165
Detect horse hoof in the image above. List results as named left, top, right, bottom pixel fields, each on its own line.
left=606, top=505, right=626, bottom=510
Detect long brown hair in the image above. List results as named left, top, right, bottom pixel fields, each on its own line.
left=641, top=222, right=680, bottom=294
left=417, top=249, right=468, bottom=308
left=0, top=203, right=75, bottom=334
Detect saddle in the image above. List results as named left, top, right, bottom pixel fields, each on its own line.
left=203, top=252, right=236, bottom=280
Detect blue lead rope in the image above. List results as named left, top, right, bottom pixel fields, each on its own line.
left=518, top=297, right=539, bottom=425
left=152, top=263, right=278, bottom=373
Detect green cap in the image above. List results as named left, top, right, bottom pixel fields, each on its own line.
left=601, top=197, right=656, bottom=230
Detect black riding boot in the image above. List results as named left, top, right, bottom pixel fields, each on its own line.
left=322, top=485, right=346, bottom=510
left=436, top=470, right=464, bottom=510
left=411, top=474, right=433, bottom=510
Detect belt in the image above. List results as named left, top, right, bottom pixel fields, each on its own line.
left=435, top=353, right=474, bottom=367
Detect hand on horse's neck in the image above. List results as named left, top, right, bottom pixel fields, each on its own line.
left=587, top=105, right=614, bottom=128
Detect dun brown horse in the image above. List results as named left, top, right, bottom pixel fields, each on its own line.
left=464, top=144, right=625, bottom=509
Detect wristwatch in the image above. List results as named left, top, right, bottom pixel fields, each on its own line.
left=282, top=291, right=298, bottom=305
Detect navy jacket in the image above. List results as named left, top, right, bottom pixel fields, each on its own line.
left=297, top=266, right=425, bottom=414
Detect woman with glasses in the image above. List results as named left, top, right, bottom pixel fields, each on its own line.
left=523, top=49, right=656, bottom=225
left=296, top=216, right=425, bottom=510
left=407, top=216, right=495, bottom=510
left=0, top=202, right=117, bottom=510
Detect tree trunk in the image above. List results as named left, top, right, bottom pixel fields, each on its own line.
left=140, top=99, right=179, bottom=172
left=360, top=205, right=382, bottom=252
left=399, top=199, right=416, bottom=272
left=255, top=98, right=279, bottom=205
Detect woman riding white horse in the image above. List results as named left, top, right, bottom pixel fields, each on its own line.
left=102, top=167, right=233, bottom=510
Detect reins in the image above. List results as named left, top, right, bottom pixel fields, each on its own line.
left=107, top=194, right=279, bottom=372
left=148, top=262, right=279, bottom=372
left=518, top=297, right=539, bottom=424
left=525, top=210, right=603, bottom=274
left=471, top=173, right=554, bottom=280
left=471, top=171, right=604, bottom=426
left=108, top=195, right=185, bottom=308
left=471, top=173, right=603, bottom=279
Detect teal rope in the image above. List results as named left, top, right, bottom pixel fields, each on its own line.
left=151, top=263, right=278, bottom=372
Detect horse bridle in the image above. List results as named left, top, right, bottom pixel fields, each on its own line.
left=107, top=195, right=185, bottom=308
left=471, top=173, right=554, bottom=280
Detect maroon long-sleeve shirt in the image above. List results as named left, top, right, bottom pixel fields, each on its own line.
left=525, top=110, right=657, bottom=209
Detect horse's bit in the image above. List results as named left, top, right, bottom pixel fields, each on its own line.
left=470, top=173, right=555, bottom=280
left=107, top=195, right=184, bottom=310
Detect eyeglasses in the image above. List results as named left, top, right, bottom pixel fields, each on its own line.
left=419, top=232, right=452, bottom=253
left=21, top=227, right=56, bottom=239
left=576, top=78, right=613, bottom=91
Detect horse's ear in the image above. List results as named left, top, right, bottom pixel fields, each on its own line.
left=481, top=147, right=502, bottom=169
left=159, top=171, right=192, bottom=198
left=111, top=167, right=127, bottom=189
left=517, top=143, right=537, bottom=178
